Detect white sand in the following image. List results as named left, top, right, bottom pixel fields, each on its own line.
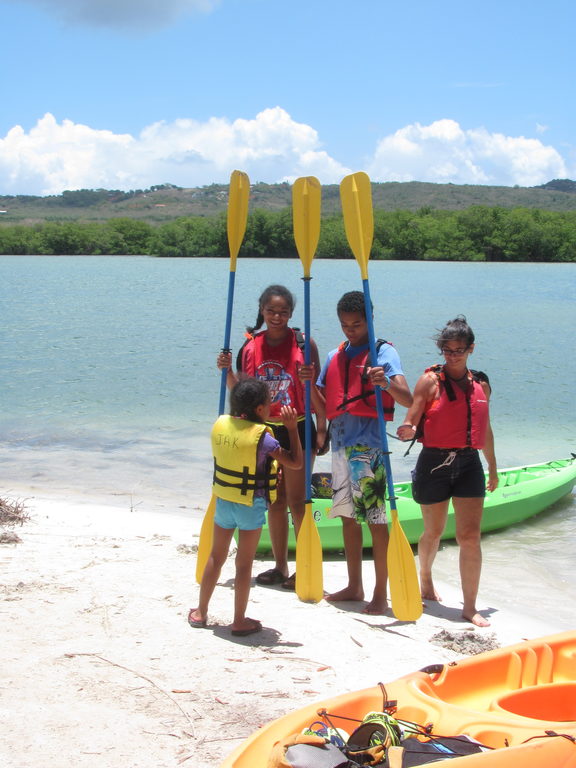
left=0, top=493, right=564, bottom=768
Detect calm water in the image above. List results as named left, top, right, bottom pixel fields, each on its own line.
left=1, top=256, right=574, bottom=626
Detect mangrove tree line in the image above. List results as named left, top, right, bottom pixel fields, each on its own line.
left=0, top=206, right=575, bottom=261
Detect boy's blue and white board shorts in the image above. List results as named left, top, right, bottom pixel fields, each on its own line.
left=329, top=445, right=388, bottom=525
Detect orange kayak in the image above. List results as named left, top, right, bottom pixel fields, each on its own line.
left=220, top=630, right=576, bottom=767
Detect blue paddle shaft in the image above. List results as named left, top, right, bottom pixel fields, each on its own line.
left=303, top=277, right=312, bottom=502
left=362, top=278, right=397, bottom=512
left=219, top=269, right=236, bottom=416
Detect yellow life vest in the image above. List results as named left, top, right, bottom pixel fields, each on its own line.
left=211, top=415, right=278, bottom=505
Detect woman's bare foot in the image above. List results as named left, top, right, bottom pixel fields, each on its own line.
left=362, top=597, right=389, bottom=615
left=230, top=617, right=262, bottom=636
left=420, top=578, right=441, bottom=601
left=463, top=610, right=490, bottom=627
left=326, top=586, right=364, bottom=603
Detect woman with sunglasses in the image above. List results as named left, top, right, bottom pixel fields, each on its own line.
left=397, top=315, right=498, bottom=626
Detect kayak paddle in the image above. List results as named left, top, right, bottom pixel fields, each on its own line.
left=292, top=176, right=323, bottom=603
left=196, top=170, right=250, bottom=584
left=340, top=171, right=422, bottom=621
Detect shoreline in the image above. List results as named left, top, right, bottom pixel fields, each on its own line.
left=1, top=492, right=569, bottom=768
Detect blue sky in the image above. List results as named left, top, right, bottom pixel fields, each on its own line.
left=1, top=0, right=574, bottom=195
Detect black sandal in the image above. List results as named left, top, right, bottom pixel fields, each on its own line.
left=281, top=573, right=296, bottom=591
left=256, top=567, right=286, bottom=586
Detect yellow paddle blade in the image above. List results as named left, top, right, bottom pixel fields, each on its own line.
left=292, top=176, right=321, bottom=277
left=340, top=172, right=374, bottom=280
left=226, top=170, right=250, bottom=269
left=295, top=505, right=323, bottom=602
left=387, top=508, right=422, bottom=621
left=195, top=495, right=216, bottom=584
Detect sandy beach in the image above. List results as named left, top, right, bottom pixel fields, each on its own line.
left=0, top=491, right=567, bottom=768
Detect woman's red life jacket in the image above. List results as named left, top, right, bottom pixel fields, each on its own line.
left=239, top=329, right=305, bottom=421
left=421, top=365, right=489, bottom=449
left=324, top=341, right=395, bottom=422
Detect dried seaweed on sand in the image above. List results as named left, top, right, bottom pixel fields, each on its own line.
left=0, top=496, right=29, bottom=544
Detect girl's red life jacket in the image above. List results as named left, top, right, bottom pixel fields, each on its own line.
left=324, top=341, right=395, bottom=422
left=420, top=365, right=489, bottom=449
left=239, top=329, right=305, bottom=421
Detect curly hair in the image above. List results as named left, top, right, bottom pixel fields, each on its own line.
left=229, top=377, right=270, bottom=422
left=336, top=290, right=372, bottom=318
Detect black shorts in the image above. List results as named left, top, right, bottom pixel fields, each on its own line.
left=268, top=419, right=316, bottom=452
left=412, top=447, right=485, bottom=505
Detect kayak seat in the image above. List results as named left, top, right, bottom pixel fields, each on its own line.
left=501, top=471, right=537, bottom=486
left=491, top=681, right=576, bottom=722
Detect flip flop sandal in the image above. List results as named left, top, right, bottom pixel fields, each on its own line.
left=255, top=567, right=286, bottom=586
left=187, top=609, right=207, bottom=628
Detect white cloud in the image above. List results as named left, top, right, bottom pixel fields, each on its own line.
left=367, top=119, right=567, bottom=187
left=6, top=0, right=219, bottom=30
left=0, top=112, right=572, bottom=196
left=0, top=109, right=350, bottom=195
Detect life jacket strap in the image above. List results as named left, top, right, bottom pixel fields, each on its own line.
left=213, top=461, right=277, bottom=496
left=337, top=392, right=394, bottom=414
left=339, top=338, right=394, bottom=413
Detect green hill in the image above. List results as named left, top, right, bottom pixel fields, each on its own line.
left=1, top=179, right=575, bottom=225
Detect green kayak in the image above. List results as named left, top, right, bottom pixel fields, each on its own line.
left=256, top=456, right=576, bottom=553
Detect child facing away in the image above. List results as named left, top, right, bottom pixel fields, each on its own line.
left=217, top=284, right=326, bottom=591
left=188, top=378, right=302, bottom=636
left=315, top=291, right=412, bottom=614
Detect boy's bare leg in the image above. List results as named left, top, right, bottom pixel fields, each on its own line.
left=326, top=516, right=364, bottom=602
left=364, top=522, right=389, bottom=614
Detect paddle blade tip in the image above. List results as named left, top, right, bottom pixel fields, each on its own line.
left=230, top=169, right=250, bottom=186
left=390, top=605, right=424, bottom=622
left=295, top=507, right=324, bottom=602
